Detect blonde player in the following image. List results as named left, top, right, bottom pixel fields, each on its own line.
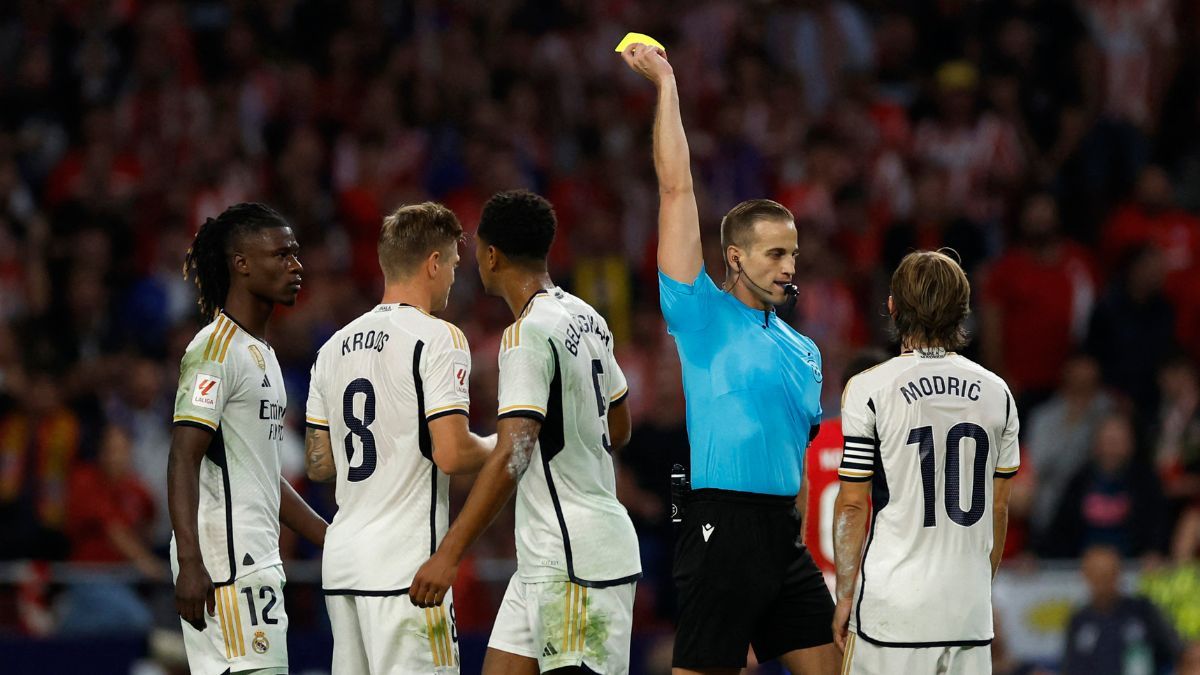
left=304, top=202, right=495, bottom=674
left=170, top=203, right=328, bottom=675
left=833, top=250, right=1020, bottom=674
left=410, top=190, right=639, bottom=675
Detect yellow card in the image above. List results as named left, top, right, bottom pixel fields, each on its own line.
left=614, top=32, right=665, bottom=53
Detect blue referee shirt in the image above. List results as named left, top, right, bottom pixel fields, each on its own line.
left=660, top=266, right=823, bottom=496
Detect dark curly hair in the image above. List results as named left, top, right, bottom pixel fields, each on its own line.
left=182, top=203, right=291, bottom=318
left=476, top=190, right=556, bottom=264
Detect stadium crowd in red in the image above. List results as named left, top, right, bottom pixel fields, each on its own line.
left=0, top=0, right=1199, bottom=669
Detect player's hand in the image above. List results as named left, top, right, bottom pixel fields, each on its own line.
left=409, top=551, right=457, bottom=608
left=175, top=559, right=216, bottom=631
left=832, top=596, right=852, bottom=652
left=619, top=43, right=672, bottom=86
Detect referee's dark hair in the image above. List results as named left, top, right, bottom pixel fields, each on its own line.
left=719, top=198, right=794, bottom=257
left=477, top=190, right=557, bottom=265
left=182, top=203, right=291, bottom=318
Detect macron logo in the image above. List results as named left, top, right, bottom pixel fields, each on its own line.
left=702, top=523, right=714, bottom=542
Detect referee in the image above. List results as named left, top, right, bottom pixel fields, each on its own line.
left=621, top=44, right=839, bottom=673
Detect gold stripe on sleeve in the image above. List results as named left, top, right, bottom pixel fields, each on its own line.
left=498, top=405, right=547, bottom=415
left=426, top=404, right=469, bottom=418
left=204, top=317, right=229, bottom=361
left=174, top=415, right=218, bottom=430
left=217, top=321, right=238, bottom=363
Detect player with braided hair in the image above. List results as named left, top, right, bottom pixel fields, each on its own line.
left=169, top=202, right=328, bottom=675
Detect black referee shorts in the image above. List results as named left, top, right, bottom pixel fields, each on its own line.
left=672, top=488, right=835, bottom=669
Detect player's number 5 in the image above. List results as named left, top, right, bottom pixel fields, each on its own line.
left=590, top=359, right=612, bottom=453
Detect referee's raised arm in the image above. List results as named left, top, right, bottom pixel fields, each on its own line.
left=620, top=44, right=701, bottom=284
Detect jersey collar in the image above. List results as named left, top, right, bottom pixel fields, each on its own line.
left=220, top=311, right=272, bottom=349
left=519, top=289, right=549, bottom=318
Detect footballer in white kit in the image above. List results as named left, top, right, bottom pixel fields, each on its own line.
left=486, top=288, right=641, bottom=673
left=409, top=191, right=640, bottom=675
left=172, top=313, right=292, bottom=674
left=304, top=201, right=493, bottom=675
left=834, top=251, right=1020, bottom=675
left=170, top=204, right=327, bottom=675
left=307, top=305, right=471, bottom=673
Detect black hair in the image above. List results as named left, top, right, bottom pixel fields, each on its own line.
left=477, top=190, right=556, bottom=264
left=182, top=202, right=290, bottom=318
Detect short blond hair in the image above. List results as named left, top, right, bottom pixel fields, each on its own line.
left=378, top=202, right=463, bottom=280
left=890, top=249, right=971, bottom=349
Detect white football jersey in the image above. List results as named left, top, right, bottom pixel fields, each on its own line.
left=839, top=350, right=1019, bottom=646
left=498, top=288, right=641, bottom=586
left=306, top=304, right=471, bottom=593
left=171, top=312, right=287, bottom=582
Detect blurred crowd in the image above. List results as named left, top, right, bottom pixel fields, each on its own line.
left=1, top=0, right=1200, bottom=671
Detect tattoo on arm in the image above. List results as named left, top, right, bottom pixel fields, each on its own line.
left=305, top=427, right=335, bottom=482
left=833, top=486, right=871, bottom=604
left=505, top=426, right=536, bottom=479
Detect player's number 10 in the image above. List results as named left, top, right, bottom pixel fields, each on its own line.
left=906, top=423, right=990, bottom=528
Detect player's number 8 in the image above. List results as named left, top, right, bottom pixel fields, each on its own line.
left=342, top=378, right=378, bottom=482
left=907, top=422, right=990, bottom=527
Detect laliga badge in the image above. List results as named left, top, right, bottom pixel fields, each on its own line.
left=453, top=359, right=469, bottom=397
left=192, top=374, right=220, bottom=410
left=253, top=630, right=270, bottom=654
left=248, top=344, right=266, bottom=370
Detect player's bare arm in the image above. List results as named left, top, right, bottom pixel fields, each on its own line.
left=167, top=424, right=218, bottom=631
left=304, top=426, right=335, bottom=482
left=408, top=415, right=542, bottom=608
left=279, top=477, right=328, bottom=547
left=832, top=480, right=871, bottom=651
left=607, top=398, right=632, bottom=451
left=620, top=43, right=702, bottom=283
left=991, top=477, right=1013, bottom=578
left=429, top=414, right=497, bottom=475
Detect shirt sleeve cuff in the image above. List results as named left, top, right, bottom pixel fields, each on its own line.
left=497, top=405, right=547, bottom=423
left=994, top=466, right=1020, bottom=479
left=174, top=415, right=218, bottom=432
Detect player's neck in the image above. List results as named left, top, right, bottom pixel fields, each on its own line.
left=381, top=282, right=431, bottom=313
left=900, top=341, right=949, bottom=354
left=222, top=293, right=272, bottom=340
left=499, top=272, right=554, bottom=319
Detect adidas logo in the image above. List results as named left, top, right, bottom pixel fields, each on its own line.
left=701, top=523, right=715, bottom=542
left=261, top=375, right=271, bottom=388
left=542, top=643, right=558, bottom=657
